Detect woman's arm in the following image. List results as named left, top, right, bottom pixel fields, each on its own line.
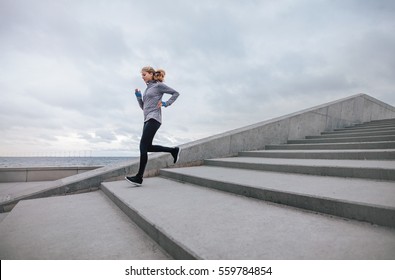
left=135, top=89, right=144, bottom=110
left=158, top=83, right=180, bottom=107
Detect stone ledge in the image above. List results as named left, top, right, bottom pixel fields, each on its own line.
left=0, top=166, right=101, bottom=183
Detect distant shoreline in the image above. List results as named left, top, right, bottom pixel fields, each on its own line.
left=0, top=156, right=138, bottom=168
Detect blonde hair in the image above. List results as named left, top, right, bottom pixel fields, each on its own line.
left=141, top=66, right=166, bottom=82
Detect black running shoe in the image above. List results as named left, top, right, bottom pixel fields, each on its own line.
left=172, top=147, right=181, bottom=164
left=125, top=175, right=143, bottom=185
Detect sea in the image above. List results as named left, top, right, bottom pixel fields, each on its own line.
left=0, top=157, right=138, bottom=168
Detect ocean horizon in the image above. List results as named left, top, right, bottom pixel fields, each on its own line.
left=0, top=156, right=139, bottom=168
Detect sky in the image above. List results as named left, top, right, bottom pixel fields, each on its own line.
left=1, top=0, right=395, bottom=157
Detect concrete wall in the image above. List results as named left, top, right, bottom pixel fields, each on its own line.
left=0, top=167, right=101, bottom=183
left=178, top=93, right=395, bottom=161
left=1, top=93, right=395, bottom=212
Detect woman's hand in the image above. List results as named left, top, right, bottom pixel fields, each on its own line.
left=135, top=89, right=142, bottom=98
left=157, top=101, right=167, bottom=108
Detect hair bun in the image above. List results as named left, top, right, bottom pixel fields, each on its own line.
left=154, top=69, right=166, bottom=82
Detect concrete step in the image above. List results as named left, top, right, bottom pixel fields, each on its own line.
left=101, top=178, right=395, bottom=259
left=160, top=166, right=395, bottom=227
left=347, top=123, right=395, bottom=129
left=365, top=117, right=395, bottom=121
left=239, top=149, right=395, bottom=160
left=334, top=125, right=395, bottom=132
left=0, top=191, right=171, bottom=260
left=348, top=118, right=395, bottom=125
left=288, top=135, right=395, bottom=144
left=265, top=141, right=395, bottom=150
left=368, top=117, right=395, bottom=121
left=351, top=119, right=395, bottom=127
left=321, top=128, right=395, bottom=137
left=308, top=129, right=395, bottom=139
left=204, top=157, right=395, bottom=181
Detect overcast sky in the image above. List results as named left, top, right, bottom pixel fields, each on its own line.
left=1, top=0, right=394, bottom=157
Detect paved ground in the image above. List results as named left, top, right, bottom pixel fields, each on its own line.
left=0, top=181, right=52, bottom=204
left=0, top=188, right=171, bottom=260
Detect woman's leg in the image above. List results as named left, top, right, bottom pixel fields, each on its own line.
left=150, top=144, right=180, bottom=164
left=136, top=119, right=161, bottom=178
left=147, top=123, right=181, bottom=163
left=132, top=119, right=180, bottom=183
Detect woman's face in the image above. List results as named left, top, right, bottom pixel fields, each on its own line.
left=141, top=71, right=153, bottom=83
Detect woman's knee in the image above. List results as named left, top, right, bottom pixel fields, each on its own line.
left=140, top=142, right=149, bottom=154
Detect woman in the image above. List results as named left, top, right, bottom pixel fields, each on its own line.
left=126, top=66, right=181, bottom=185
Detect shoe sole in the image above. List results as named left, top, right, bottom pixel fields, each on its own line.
left=125, top=176, right=142, bottom=186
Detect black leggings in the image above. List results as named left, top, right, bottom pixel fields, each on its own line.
left=137, top=119, right=175, bottom=177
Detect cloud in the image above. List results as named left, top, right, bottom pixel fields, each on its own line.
left=1, top=0, right=394, bottom=156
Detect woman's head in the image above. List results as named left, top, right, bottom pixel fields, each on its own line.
left=141, top=66, right=166, bottom=83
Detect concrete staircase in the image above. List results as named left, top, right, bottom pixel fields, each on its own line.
left=100, top=118, right=395, bottom=259
left=1, top=118, right=395, bottom=259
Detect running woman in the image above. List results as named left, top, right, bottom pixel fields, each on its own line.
left=126, top=66, right=180, bottom=185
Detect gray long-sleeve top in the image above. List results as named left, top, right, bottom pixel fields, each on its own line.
left=136, top=81, right=180, bottom=123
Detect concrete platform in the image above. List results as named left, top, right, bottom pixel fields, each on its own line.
left=0, top=181, right=53, bottom=205
left=160, top=166, right=395, bottom=227
left=310, top=129, right=395, bottom=138
left=0, top=191, right=171, bottom=260
left=161, top=166, right=395, bottom=208
left=239, top=149, right=395, bottom=160
left=288, top=135, right=395, bottom=144
left=335, top=124, right=395, bottom=131
left=204, top=157, right=395, bottom=180
left=101, top=178, right=395, bottom=260
left=207, top=157, right=395, bottom=169
left=266, top=141, right=395, bottom=150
